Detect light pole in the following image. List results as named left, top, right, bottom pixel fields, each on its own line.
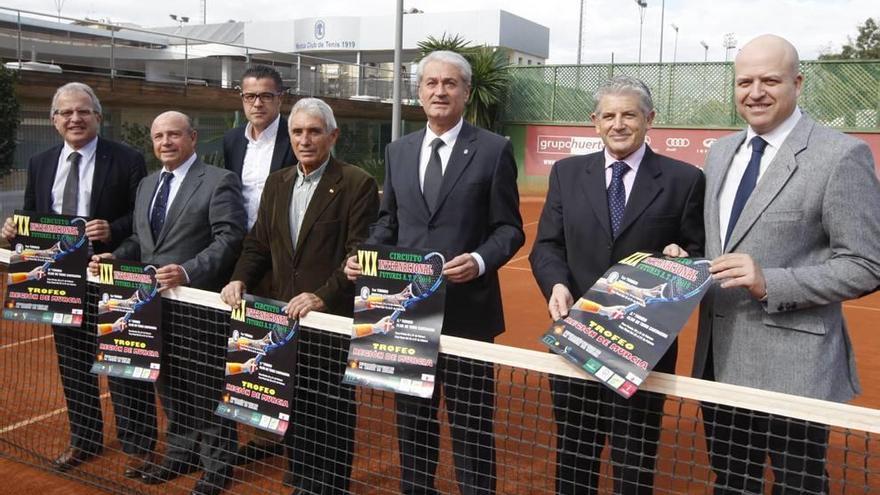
left=577, top=0, right=585, bottom=64
left=635, top=0, right=647, bottom=64
left=723, top=32, right=737, bottom=62
left=671, top=23, right=679, bottom=64
left=658, top=0, right=665, bottom=64
left=700, top=40, right=709, bottom=62
left=169, top=14, right=190, bottom=30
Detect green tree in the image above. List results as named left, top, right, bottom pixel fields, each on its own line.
left=415, top=34, right=511, bottom=130
left=0, top=66, right=20, bottom=175
left=820, top=17, right=880, bottom=60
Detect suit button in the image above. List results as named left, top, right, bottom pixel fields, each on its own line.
left=777, top=304, right=784, bottom=312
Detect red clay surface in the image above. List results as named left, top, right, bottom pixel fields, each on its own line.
left=1, top=198, right=878, bottom=494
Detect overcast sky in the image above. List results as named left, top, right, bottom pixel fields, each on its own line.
left=1, top=0, right=876, bottom=63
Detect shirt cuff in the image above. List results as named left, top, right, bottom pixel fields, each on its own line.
left=180, top=265, right=191, bottom=284
left=470, top=252, right=486, bottom=277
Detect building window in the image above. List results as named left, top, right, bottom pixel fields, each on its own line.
left=527, top=59, right=532, bottom=65
left=518, top=57, right=523, bottom=65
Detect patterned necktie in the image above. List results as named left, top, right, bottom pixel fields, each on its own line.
left=607, top=161, right=629, bottom=237
left=150, top=172, right=174, bottom=240
left=725, top=136, right=768, bottom=247
left=422, top=137, right=445, bottom=212
left=61, top=151, right=81, bottom=215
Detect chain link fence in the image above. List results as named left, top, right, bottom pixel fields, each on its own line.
left=500, top=61, right=880, bottom=131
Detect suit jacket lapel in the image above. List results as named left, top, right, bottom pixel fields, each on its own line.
left=156, top=160, right=204, bottom=247
left=582, top=154, right=613, bottom=241
left=431, top=121, right=477, bottom=217
left=708, top=132, right=744, bottom=257
left=294, top=159, right=343, bottom=261
left=616, top=147, right=662, bottom=238
left=725, top=118, right=810, bottom=252
left=89, top=137, right=110, bottom=218
left=140, top=172, right=160, bottom=250
left=230, top=130, right=247, bottom=176
left=270, top=122, right=290, bottom=173
left=404, top=130, right=431, bottom=218
left=275, top=166, right=297, bottom=265
left=40, top=145, right=63, bottom=213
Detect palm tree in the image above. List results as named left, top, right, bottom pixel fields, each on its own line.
left=415, top=34, right=510, bottom=130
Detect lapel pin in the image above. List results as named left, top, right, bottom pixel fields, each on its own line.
left=463, top=149, right=469, bottom=155
left=329, top=188, right=335, bottom=194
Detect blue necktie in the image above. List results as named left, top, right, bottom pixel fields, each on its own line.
left=725, top=136, right=768, bottom=247
left=150, top=172, right=174, bottom=240
left=607, top=161, right=629, bottom=237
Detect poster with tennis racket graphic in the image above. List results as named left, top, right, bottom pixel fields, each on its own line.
left=542, top=252, right=714, bottom=398
left=3, top=211, right=88, bottom=327
left=343, top=244, right=447, bottom=398
left=91, top=260, right=162, bottom=381
left=216, top=294, right=298, bottom=435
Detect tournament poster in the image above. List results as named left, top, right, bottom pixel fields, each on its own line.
left=3, top=211, right=88, bottom=327
left=90, top=260, right=162, bottom=382
left=542, top=253, right=713, bottom=398
left=343, top=244, right=446, bottom=398
left=216, top=295, right=298, bottom=435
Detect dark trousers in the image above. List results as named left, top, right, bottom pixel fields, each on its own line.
left=551, top=377, right=665, bottom=495
left=284, top=328, right=357, bottom=494
left=396, top=354, right=496, bottom=495
left=156, top=323, right=237, bottom=476
left=700, top=348, right=829, bottom=494
left=54, top=324, right=156, bottom=455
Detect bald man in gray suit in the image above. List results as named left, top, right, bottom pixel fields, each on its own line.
left=666, top=35, right=880, bottom=494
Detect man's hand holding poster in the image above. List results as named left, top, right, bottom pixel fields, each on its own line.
left=542, top=253, right=713, bottom=398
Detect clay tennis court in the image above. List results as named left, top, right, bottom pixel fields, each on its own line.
left=1, top=197, right=878, bottom=494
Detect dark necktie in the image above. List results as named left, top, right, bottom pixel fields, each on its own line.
left=725, top=136, right=768, bottom=247
left=61, top=151, right=81, bottom=215
left=150, top=172, right=174, bottom=240
left=422, top=137, right=445, bottom=212
left=607, top=161, right=629, bottom=237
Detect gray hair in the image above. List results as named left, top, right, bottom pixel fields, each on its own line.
left=416, top=50, right=472, bottom=86
left=50, top=82, right=102, bottom=118
left=594, top=76, right=654, bottom=116
left=289, top=98, right=337, bottom=132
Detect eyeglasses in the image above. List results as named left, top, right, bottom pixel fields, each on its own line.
left=54, top=109, right=97, bottom=119
left=241, top=92, right=281, bottom=104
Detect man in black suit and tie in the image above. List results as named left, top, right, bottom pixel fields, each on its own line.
left=2, top=82, right=151, bottom=474
left=529, top=76, right=705, bottom=495
left=223, top=64, right=294, bottom=232
left=345, top=50, right=525, bottom=495
left=90, top=111, right=246, bottom=495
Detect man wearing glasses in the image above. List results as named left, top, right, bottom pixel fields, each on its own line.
left=1, top=82, right=151, bottom=476
left=223, top=65, right=294, bottom=232
left=222, top=65, right=294, bottom=467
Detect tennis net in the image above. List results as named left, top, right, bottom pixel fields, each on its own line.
left=0, top=250, right=877, bottom=494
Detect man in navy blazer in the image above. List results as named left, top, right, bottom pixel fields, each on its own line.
left=223, top=65, right=294, bottom=231
left=530, top=76, right=704, bottom=494
left=2, top=82, right=151, bottom=474
left=346, top=50, right=524, bottom=495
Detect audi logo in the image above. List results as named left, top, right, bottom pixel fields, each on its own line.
left=665, top=137, right=690, bottom=148
left=702, top=138, right=717, bottom=148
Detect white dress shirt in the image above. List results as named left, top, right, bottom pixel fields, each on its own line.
left=241, top=115, right=280, bottom=230
left=718, top=107, right=802, bottom=246
left=603, top=143, right=646, bottom=205
left=149, top=153, right=197, bottom=217
left=52, top=136, right=97, bottom=216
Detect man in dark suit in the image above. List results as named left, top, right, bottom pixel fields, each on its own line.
left=529, top=76, right=705, bottom=495
left=665, top=35, right=880, bottom=494
left=2, top=82, right=152, bottom=474
left=222, top=64, right=294, bottom=231
left=220, top=97, right=379, bottom=495
left=345, top=50, right=525, bottom=495
left=90, top=111, right=246, bottom=495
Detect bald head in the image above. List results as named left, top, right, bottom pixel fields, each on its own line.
left=151, top=111, right=197, bottom=170
left=733, top=34, right=803, bottom=134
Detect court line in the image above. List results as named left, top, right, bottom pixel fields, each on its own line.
left=0, top=393, right=110, bottom=434
left=523, top=220, right=539, bottom=228
left=505, top=254, right=530, bottom=266
left=502, top=266, right=533, bottom=272
left=843, top=304, right=880, bottom=313
left=0, top=334, right=52, bottom=351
